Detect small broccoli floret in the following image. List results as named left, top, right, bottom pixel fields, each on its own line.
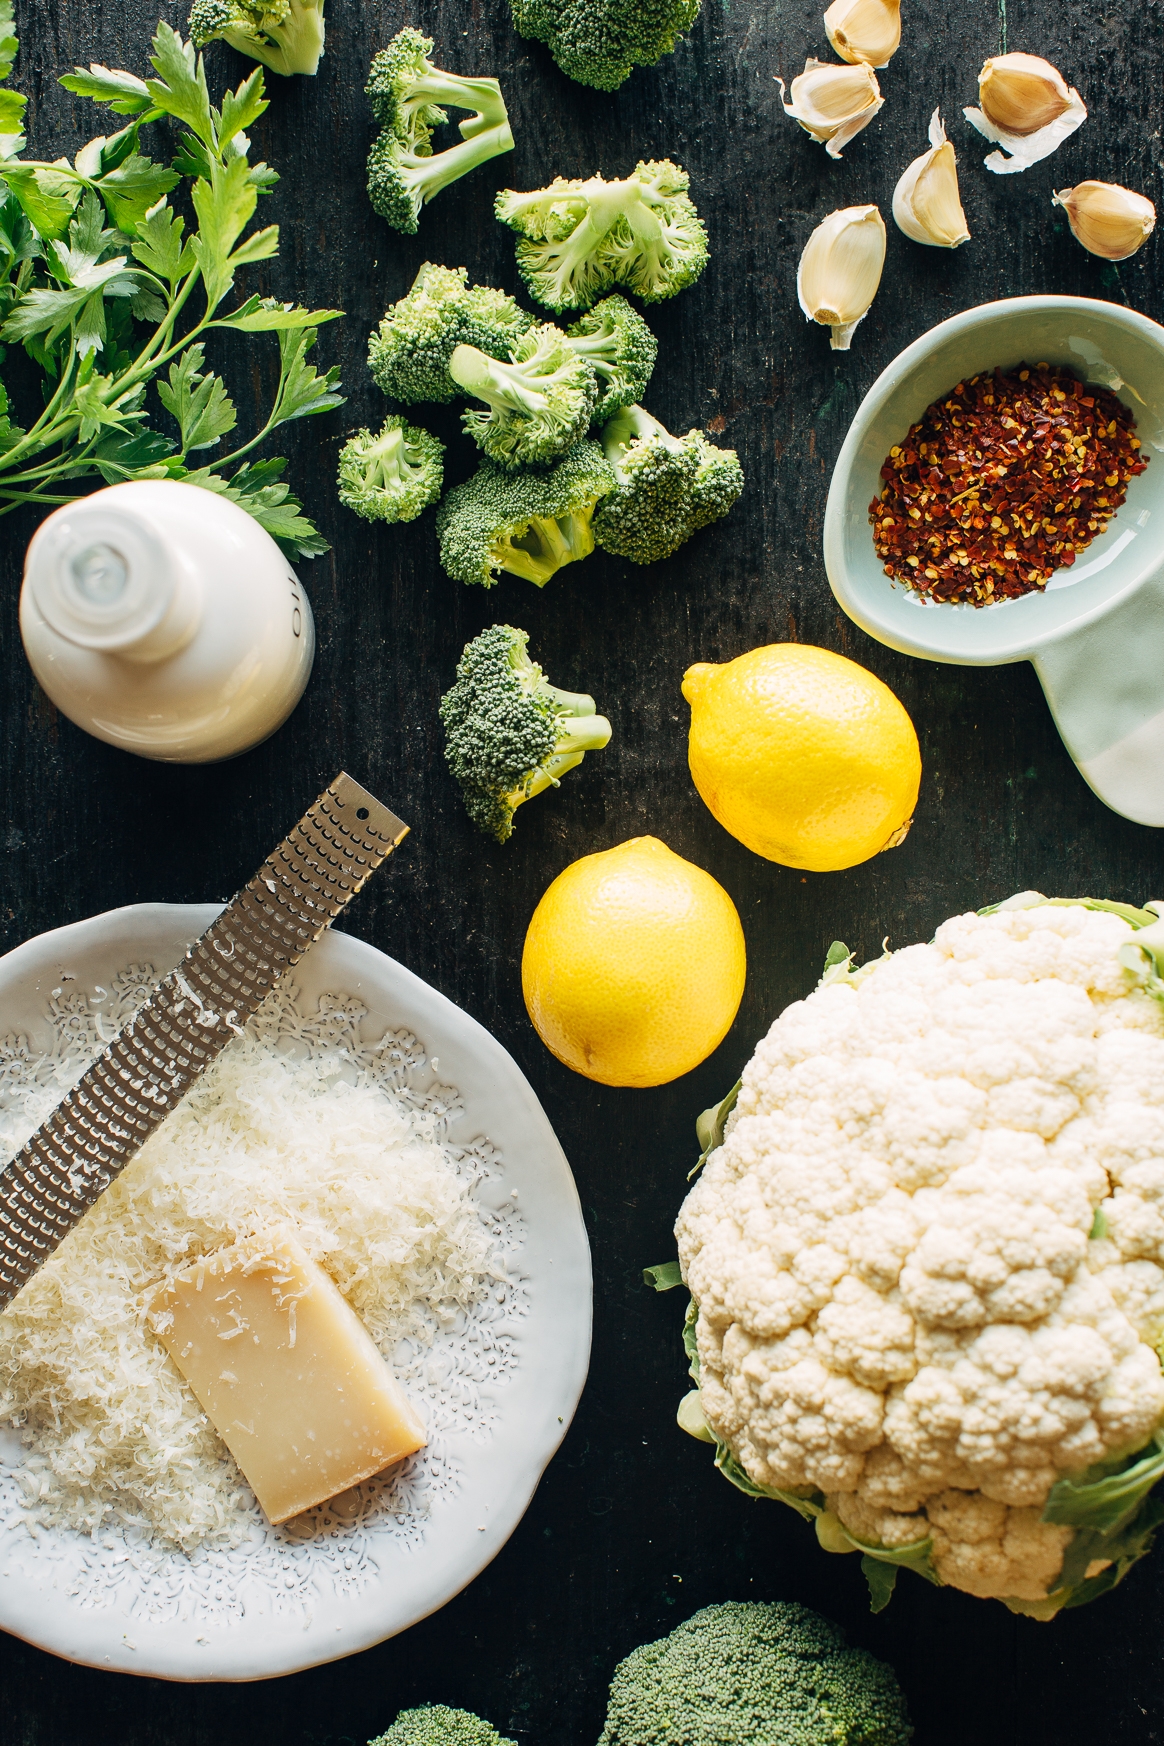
left=436, top=440, right=615, bottom=588
left=188, top=0, right=325, bottom=75
left=337, top=416, right=444, bottom=524
left=598, top=1602, right=913, bottom=1746
left=495, top=160, right=708, bottom=313
left=565, top=295, right=657, bottom=423
left=365, top=29, right=514, bottom=234
left=449, top=324, right=597, bottom=469
left=440, top=623, right=612, bottom=842
left=593, top=403, right=743, bottom=564
left=368, top=264, right=533, bottom=405
left=509, top=0, right=700, bottom=91
left=368, top=1705, right=516, bottom=1746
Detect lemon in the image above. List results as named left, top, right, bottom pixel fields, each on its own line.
left=521, top=837, right=746, bottom=1089
left=682, top=644, right=921, bottom=873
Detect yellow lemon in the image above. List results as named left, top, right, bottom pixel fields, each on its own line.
left=521, top=837, right=746, bottom=1089
left=682, top=644, right=921, bottom=872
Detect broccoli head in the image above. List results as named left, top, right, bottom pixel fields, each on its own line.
left=565, top=295, right=657, bottom=423
left=449, top=323, right=598, bottom=469
left=368, top=1706, right=516, bottom=1746
left=598, top=1602, right=912, bottom=1746
left=593, top=403, right=743, bottom=564
left=440, top=624, right=611, bottom=842
left=337, top=416, right=444, bottom=524
left=368, top=264, right=533, bottom=405
left=495, top=160, right=708, bottom=313
left=366, top=30, right=513, bottom=234
left=509, top=0, right=700, bottom=90
left=188, top=0, right=325, bottom=75
left=436, top=440, right=615, bottom=588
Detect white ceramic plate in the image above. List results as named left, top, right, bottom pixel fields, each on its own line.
left=0, top=904, right=592, bottom=1682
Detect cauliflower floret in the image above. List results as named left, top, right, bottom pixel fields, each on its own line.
left=926, top=1490, right=1072, bottom=1601
left=675, top=903, right=1164, bottom=1604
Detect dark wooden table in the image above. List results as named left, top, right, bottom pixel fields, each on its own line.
left=3, top=0, right=1164, bottom=1740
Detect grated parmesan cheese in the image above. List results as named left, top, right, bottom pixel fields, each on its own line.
left=0, top=1009, right=501, bottom=1553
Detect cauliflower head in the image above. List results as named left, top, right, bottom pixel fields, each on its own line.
left=675, top=899, right=1164, bottom=1613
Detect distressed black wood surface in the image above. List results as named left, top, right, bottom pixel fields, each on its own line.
left=2, top=0, right=1164, bottom=1740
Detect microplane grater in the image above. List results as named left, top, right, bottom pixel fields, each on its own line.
left=0, top=772, right=408, bottom=1310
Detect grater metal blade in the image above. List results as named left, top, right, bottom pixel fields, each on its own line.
left=0, top=773, right=409, bottom=1311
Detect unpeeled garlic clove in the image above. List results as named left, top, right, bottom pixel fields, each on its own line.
left=823, top=0, right=901, bottom=68
left=777, top=59, right=883, bottom=159
left=1054, top=181, right=1156, bottom=261
left=964, top=52, right=1086, bottom=175
left=797, top=204, right=886, bottom=349
left=892, top=109, right=970, bottom=247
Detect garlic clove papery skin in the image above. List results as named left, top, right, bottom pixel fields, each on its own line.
left=1053, top=180, right=1156, bottom=261
left=964, top=52, right=1086, bottom=175
left=777, top=59, right=884, bottom=159
left=823, top=0, right=901, bottom=68
left=797, top=204, right=886, bottom=350
left=892, top=109, right=970, bottom=247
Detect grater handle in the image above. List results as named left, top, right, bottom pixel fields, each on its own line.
left=0, top=773, right=408, bottom=1310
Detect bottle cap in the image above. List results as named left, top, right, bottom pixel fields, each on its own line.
left=24, top=501, right=175, bottom=652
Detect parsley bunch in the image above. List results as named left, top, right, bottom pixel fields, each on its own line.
left=0, top=8, right=343, bottom=556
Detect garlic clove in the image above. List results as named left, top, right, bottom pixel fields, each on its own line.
left=823, top=0, right=901, bottom=68
left=1053, top=180, right=1156, bottom=261
left=797, top=204, right=886, bottom=350
left=980, top=52, right=1072, bottom=134
left=777, top=59, right=884, bottom=159
left=892, top=109, right=970, bottom=247
left=964, top=52, right=1086, bottom=175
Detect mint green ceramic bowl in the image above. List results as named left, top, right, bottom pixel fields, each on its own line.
left=823, top=295, right=1164, bottom=826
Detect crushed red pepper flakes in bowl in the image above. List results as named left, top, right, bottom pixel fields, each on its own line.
left=869, top=361, right=1149, bottom=605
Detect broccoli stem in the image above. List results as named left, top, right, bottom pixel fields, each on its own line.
left=534, top=179, right=666, bottom=308
left=405, top=72, right=509, bottom=132
left=494, top=508, right=597, bottom=586
left=515, top=713, right=613, bottom=802
left=396, top=126, right=515, bottom=211
left=542, top=684, right=600, bottom=716
left=354, top=424, right=431, bottom=496
left=561, top=327, right=619, bottom=379
left=449, top=344, right=552, bottom=416
left=224, top=3, right=325, bottom=76
left=600, top=403, right=680, bottom=475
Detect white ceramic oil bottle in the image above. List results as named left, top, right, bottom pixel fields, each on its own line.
left=19, top=479, right=315, bottom=763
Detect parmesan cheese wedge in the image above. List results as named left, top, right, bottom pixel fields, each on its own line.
left=151, top=1232, right=426, bottom=1525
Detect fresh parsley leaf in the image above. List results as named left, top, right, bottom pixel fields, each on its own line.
left=181, top=457, right=330, bottom=559
left=131, top=200, right=193, bottom=286
left=96, top=152, right=180, bottom=236
left=157, top=343, right=237, bottom=453
left=59, top=64, right=155, bottom=118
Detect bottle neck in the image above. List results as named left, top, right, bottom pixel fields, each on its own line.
left=25, top=501, right=203, bottom=663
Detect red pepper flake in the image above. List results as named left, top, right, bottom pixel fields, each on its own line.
left=869, top=362, right=1148, bottom=605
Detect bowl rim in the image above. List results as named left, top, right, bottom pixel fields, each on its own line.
left=823, top=294, right=1164, bottom=665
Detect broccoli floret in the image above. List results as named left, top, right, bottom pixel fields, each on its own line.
left=592, top=403, right=743, bottom=564
left=449, top=324, right=597, bottom=469
left=565, top=295, right=657, bottom=423
left=440, top=624, right=611, bottom=842
left=509, top=0, right=700, bottom=90
left=436, top=440, right=615, bottom=588
left=495, top=160, right=708, bottom=313
left=368, top=1705, right=516, bottom=1746
left=188, top=0, right=325, bottom=75
left=368, top=264, right=533, bottom=405
left=337, top=416, right=444, bottom=523
left=365, top=29, right=513, bottom=234
left=598, top=1602, right=913, bottom=1746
